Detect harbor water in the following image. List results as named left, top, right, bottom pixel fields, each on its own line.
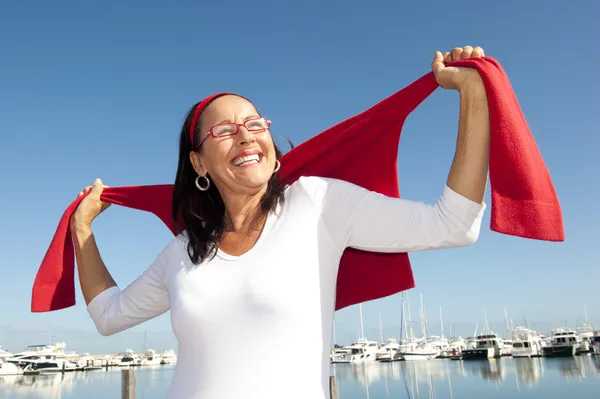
left=1, top=355, right=599, bottom=398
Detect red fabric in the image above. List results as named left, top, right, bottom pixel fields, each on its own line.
left=31, top=56, right=564, bottom=313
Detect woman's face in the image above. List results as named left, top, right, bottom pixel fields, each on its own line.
left=189, top=95, right=277, bottom=196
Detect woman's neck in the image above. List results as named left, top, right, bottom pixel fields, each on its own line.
left=221, top=186, right=269, bottom=234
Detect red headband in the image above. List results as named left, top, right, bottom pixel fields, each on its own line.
left=189, top=92, right=233, bottom=147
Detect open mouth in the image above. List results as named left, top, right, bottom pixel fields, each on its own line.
left=232, top=153, right=262, bottom=167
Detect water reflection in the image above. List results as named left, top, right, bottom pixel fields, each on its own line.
left=0, top=365, right=171, bottom=399
left=331, top=355, right=600, bottom=398
left=513, top=357, right=544, bottom=387
left=1, top=358, right=598, bottom=398
left=0, top=372, right=79, bottom=398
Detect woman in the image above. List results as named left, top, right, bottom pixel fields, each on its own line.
left=71, top=46, right=489, bottom=398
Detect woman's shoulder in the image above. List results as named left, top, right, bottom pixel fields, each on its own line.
left=284, top=175, right=354, bottom=202
left=285, top=175, right=335, bottom=194
left=283, top=175, right=325, bottom=201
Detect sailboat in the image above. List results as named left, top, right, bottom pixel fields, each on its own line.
left=396, top=293, right=440, bottom=360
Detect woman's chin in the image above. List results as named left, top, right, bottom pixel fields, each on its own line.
left=230, top=172, right=272, bottom=191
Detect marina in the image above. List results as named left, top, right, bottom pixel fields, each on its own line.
left=1, top=314, right=599, bottom=398
left=1, top=355, right=599, bottom=398
left=3, top=293, right=598, bottom=397
left=331, top=294, right=600, bottom=364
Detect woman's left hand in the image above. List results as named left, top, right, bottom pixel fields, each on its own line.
left=432, top=46, right=485, bottom=91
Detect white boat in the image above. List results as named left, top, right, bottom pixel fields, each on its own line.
left=346, top=339, right=380, bottom=363
left=501, top=340, right=513, bottom=356
left=395, top=293, right=439, bottom=360
left=0, top=356, right=23, bottom=376
left=398, top=341, right=440, bottom=360
left=376, top=338, right=400, bottom=361
left=160, top=349, right=177, bottom=364
left=6, top=342, right=80, bottom=372
left=73, top=353, right=103, bottom=368
left=511, top=327, right=544, bottom=358
left=425, top=335, right=450, bottom=356
left=330, top=347, right=352, bottom=363
left=0, top=346, right=12, bottom=358
left=542, top=328, right=580, bottom=357
left=462, top=333, right=503, bottom=360
left=115, top=349, right=141, bottom=366
left=141, top=349, right=162, bottom=366
left=443, top=337, right=467, bottom=357
left=575, top=305, right=594, bottom=353
left=343, top=303, right=379, bottom=363
left=575, top=324, right=594, bottom=353
left=590, top=333, right=600, bottom=355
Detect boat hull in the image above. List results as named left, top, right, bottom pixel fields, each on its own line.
left=462, top=347, right=497, bottom=360
left=542, top=345, right=577, bottom=357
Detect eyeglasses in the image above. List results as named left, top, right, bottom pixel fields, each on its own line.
left=197, top=117, right=271, bottom=147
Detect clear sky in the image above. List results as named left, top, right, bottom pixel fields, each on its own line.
left=0, top=0, right=598, bottom=355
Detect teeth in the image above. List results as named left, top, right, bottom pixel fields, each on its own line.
left=233, top=154, right=260, bottom=166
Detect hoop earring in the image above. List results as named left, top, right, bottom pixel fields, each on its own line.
left=273, top=160, right=281, bottom=174
left=195, top=175, right=210, bottom=191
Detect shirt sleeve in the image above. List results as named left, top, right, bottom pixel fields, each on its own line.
left=299, top=176, right=486, bottom=254
left=86, top=240, right=174, bottom=336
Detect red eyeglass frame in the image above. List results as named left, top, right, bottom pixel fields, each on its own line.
left=196, top=117, right=271, bottom=148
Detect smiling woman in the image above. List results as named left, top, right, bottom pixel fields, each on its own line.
left=69, top=46, right=491, bottom=399
left=174, top=93, right=288, bottom=262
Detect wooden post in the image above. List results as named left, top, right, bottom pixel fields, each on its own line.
left=121, top=368, right=136, bottom=399
left=329, top=375, right=339, bottom=399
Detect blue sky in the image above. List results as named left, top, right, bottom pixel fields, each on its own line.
left=0, top=0, right=598, bottom=354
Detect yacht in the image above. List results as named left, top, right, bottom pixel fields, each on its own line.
left=0, top=356, right=23, bottom=376
left=542, top=328, right=580, bottom=357
left=590, top=333, right=600, bottom=355
left=397, top=340, right=440, bottom=360
left=0, top=346, right=12, bottom=358
left=444, top=337, right=468, bottom=357
left=115, top=349, right=141, bottom=366
left=160, top=349, right=177, bottom=365
left=575, top=324, right=594, bottom=353
left=425, top=335, right=450, bottom=356
left=575, top=305, right=594, bottom=353
left=346, top=338, right=380, bottom=363
left=6, top=343, right=80, bottom=372
left=330, top=346, right=352, bottom=363
left=501, top=340, right=513, bottom=356
left=511, top=327, right=544, bottom=358
left=461, top=333, right=503, bottom=360
left=376, top=338, right=400, bottom=361
left=141, top=349, right=162, bottom=366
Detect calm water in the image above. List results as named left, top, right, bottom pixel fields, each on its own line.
left=1, top=356, right=599, bottom=398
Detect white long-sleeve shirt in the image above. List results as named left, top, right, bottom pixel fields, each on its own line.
left=87, top=176, right=485, bottom=399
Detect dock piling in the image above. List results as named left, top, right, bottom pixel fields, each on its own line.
left=329, top=375, right=339, bottom=399
left=121, top=368, right=135, bottom=399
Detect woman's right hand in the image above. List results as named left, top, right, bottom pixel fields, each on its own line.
left=70, top=178, right=111, bottom=232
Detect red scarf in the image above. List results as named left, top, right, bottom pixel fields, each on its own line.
left=31, top=57, right=564, bottom=313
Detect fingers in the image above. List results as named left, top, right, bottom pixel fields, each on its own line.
left=78, top=186, right=92, bottom=197
left=472, top=46, right=485, bottom=57
left=441, top=45, right=485, bottom=63
left=450, top=47, right=463, bottom=62
left=77, top=178, right=108, bottom=197
left=431, top=50, right=445, bottom=73
left=461, top=45, right=473, bottom=59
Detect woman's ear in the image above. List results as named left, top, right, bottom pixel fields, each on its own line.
left=189, top=151, right=207, bottom=176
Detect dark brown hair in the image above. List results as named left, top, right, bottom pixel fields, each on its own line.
left=171, top=96, right=286, bottom=264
